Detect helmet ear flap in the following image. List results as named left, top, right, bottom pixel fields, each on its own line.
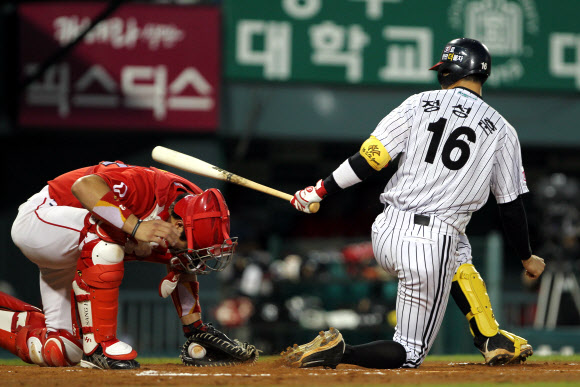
left=205, top=188, right=231, bottom=238
left=437, top=63, right=462, bottom=89
left=172, top=194, right=197, bottom=250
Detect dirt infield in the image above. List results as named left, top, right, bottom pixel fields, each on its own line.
left=1, top=359, right=580, bottom=386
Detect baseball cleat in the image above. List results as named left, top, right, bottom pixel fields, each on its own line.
left=80, top=346, right=140, bottom=370
left=477, top=329, right=533, bottom=366
left=280, top=327, right=345, bottom=369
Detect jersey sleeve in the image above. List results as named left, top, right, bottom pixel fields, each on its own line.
left=370, top=94, right=418, bottom=159
left=93, top=163, right=157, bottom=217
left=490, top=124, right=529, bottom=204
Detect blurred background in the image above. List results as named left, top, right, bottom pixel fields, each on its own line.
left=1, top=0, right=580, bottom=358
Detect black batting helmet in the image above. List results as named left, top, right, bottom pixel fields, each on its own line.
left=429, top=38, right=491, bottom=88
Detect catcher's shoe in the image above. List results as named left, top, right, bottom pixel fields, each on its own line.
left=280, top=327, right=345, bottom=369
left=80, top=346, right=140, bottom=370
left=476, top=329, right=533, bottom=366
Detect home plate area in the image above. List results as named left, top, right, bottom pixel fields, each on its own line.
left=1, top=359, right=580, bottom=386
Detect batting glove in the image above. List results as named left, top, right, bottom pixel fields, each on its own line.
left=291, top=179, right=327, bottom=213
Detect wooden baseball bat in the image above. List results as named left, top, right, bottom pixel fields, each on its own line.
left=152, top=146, right=320, bottom=213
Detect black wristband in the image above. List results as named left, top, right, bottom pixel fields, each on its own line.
left=130, top=219, right=143, bottom=238
left=323, top=175, right=341, bottom=195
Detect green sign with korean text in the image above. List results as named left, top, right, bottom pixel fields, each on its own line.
left=224, top=0, right=580, bottom=91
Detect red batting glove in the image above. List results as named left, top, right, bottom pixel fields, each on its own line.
left=291, top=179, right=327, bottom=213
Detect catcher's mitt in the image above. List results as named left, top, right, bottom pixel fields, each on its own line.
left=180, top=331, right=259, bottom=367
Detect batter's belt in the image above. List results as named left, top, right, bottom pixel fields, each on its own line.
left=382, top=204, right=458, bottom=235
left=413, top=214, right=430, bottom=226
left=384, top=204, right=430, bottom=226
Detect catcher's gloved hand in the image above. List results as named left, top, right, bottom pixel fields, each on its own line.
left=184, top=321, right=234, bottom=342
left=180, top=322, right=259, bottom=367
left=291, top=179, right=327, bottom=213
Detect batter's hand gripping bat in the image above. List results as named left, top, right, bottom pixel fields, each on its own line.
left=152, top=146, right=320, bottom=213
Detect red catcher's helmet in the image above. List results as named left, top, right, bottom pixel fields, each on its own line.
left=171, top=189, right=237, bottom=274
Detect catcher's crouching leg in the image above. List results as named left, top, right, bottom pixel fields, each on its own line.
left=73, top=240, right=139, bottom=370
left=451, top=263, right=533, bottom=365
left=180, top=322, right=259, bottom=367
left=0, top=291, right=82, bottom=366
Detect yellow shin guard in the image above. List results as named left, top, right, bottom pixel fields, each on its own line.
left=452, top=263, right=499, bottom=337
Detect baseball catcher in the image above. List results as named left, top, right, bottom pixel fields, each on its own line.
left=2, top=160, right=259, bottom=369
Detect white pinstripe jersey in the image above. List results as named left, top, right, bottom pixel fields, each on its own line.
left=373, top=87, right=528, bottom=233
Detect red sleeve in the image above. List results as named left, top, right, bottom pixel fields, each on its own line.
left=92, top=162, right=157, bottom=218
left=48, top=166, right=95, bottom=207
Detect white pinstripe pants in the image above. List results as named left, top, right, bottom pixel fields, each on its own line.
left=371, top=205, right=462, bottom=368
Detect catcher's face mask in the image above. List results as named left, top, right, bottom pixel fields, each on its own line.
left=171, top=189, right=238, bottom=275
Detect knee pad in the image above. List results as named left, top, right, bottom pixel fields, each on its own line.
left=15, top=327, right=82, bottom=367
left=0, top=307, right=46, bottom=364
left=43, top=329, right=83, bottom=366
left=451, top=263, right=499, bottom=337
left=77, top=239, right=125, bottom=289
left=0, top=294, right=81, bottom=367
left=73, top=239, right=126, bottom=356
left=91, top=240, right=125, bottom=265
left=18, top=326, right=47, bottom=365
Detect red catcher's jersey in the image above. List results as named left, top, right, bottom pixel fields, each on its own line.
left=47, top=161, right=203, bottom=220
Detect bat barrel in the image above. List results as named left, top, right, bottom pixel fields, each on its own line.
left=152, top=146, right=321, bottom=213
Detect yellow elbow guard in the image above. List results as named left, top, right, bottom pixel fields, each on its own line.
left=360, top=136, right=391, bottom=171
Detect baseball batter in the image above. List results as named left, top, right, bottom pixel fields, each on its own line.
left=0, top=161, right=238, bottom=369
left=284, top=38, right=545, bottom=369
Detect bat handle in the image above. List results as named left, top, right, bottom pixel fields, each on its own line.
left=309, top=203, right=320, bottom=213
left=283, top=192, right=320, bottom=213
